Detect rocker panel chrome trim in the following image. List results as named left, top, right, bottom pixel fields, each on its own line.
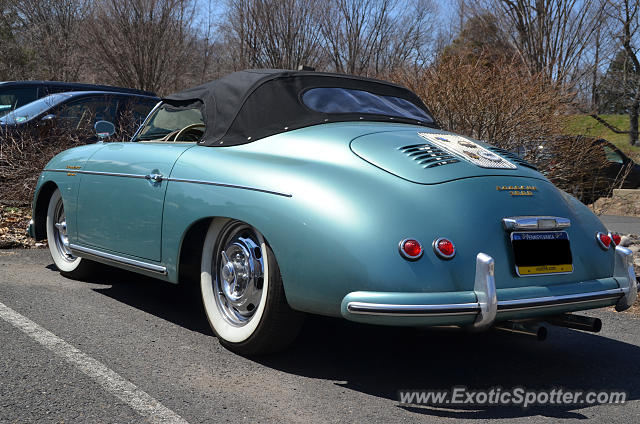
left=69, top=244, right=167, bottom=275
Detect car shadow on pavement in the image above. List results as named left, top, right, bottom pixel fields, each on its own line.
left=85, top=264, right=638, bottom=420
left=85, top=265, right=214, bottom=336
left=258, top=315, right=639, bottom=420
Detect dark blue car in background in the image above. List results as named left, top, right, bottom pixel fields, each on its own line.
left=0, top=81, right=154, bottom=117
left=0, top=91, right=159, bottom=141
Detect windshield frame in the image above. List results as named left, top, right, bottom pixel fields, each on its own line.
left=131, top=101, right=205, bottom=143
left=131, top=101, right=162, bottom=141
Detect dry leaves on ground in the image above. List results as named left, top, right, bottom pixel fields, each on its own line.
left=0, top=205, right=45, bottom=249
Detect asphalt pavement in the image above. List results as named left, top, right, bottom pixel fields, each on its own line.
left=1, top=249, right=639, bottom=423
left=600, top=215, right=640, bottom=235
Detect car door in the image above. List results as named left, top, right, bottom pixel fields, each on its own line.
left=75, top=142, right=194, bottom=261
left=56, top=94, right=119, bottom=131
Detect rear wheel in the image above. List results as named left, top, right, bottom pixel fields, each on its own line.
left=200, top=219, right=303, bottom=355
left=46, top=189, right=97, bottom=279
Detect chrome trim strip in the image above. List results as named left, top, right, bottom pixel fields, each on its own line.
left=69, top=244, right=167, bottom=275
left=472, top=253, right=497, bottom=329
left=166, top=177, right=292, bottom=198
left=503, top=216, right=571, bottom=231
left=497, top=289, right=624, bottom=311
left=44, top=169, right=292, bottom=197
left=614, top=246, right=638, bottom=311
left=347, top=302, right=480, bottom=316
left=45, top=169, right=147, bottom=179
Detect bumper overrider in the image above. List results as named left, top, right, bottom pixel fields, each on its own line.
left=26, top=219, right=35, bottom=239
left=341, top=246, right=638, bottom=329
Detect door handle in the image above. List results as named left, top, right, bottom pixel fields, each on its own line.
left=145, top=173, right=163, bottom=183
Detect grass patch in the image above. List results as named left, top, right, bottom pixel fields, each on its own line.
left=565, top=114, right=640, bottom=161
left=2, top=206, right=21, bottom=213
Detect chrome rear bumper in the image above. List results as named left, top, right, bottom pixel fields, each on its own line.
left=343, top=246, right=637, bottom=328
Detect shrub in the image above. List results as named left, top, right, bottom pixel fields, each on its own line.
left=0, top=128, right=88, bottom=205
left=390, top=53, right=619, bottom=202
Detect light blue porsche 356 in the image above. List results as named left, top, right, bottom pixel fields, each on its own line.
left=28, top=70, right=638, bottom=354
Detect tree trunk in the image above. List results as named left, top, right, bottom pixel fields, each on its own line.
left=591, top=24, right=600, bottom=111
left=630, top=100, right=639, bottom=146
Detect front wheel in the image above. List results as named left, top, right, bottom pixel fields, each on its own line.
left=200, top=219, right=304, bottom=355
left=46, top=188, right=97, bottom=279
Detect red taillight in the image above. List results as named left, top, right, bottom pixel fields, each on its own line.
left=596, top=232, right=612, bottom=250
left=611, top=233, right=622, bottom=246
left=399, top=239, right=423, bottom=260
left=433, top=237, right=456, bottom=259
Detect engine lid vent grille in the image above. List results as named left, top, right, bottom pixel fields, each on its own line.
left=418, top=133, right=517, bottom=169
left=399, top=144, right=460, bottom=168
left=486, top=146, right=538, bottom=170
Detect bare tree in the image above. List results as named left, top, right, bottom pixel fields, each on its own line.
left=0, top=1, right=32, bottom=80
left=194, top=0, right=224, bottom=82
left=607, top=0, right=640, bottom=144
left=86, top=0, right=199, bottom=94
left=583, top=0, right=640, bottom=145
left=473, top=0, right=605, bottom=87
left=320, top=0, right=437, bottom=76
left=221, top=0, right=325, bottom=71
left=6, top=0, right=90, bottom=80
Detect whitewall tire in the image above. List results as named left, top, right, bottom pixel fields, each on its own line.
left=200, top=219, right=303, bottom=355
left=46, top=189, right=96, bottom=279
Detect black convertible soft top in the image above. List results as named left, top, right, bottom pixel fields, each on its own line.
left=163, top=69, right=435, bottom=146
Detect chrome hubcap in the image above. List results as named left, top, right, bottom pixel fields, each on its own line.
left=53, top=199, right=74, bottom=261
left=214, top=224, right=264, bottom=326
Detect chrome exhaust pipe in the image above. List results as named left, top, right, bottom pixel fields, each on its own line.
left=546, top=314, right=602, bottom=333
left=493, top=321, right=547, bottom=341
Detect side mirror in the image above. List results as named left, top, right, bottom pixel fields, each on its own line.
left=94, top=120, right=115, bottom=141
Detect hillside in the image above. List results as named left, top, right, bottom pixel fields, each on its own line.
left=565, top=114, right=640, bottom=161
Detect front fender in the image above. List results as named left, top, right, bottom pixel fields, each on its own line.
left=30, top=144, right=106, bottom=240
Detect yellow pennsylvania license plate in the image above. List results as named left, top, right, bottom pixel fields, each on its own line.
left=517, top=264, right=573, bottom=276
left=511, top=231, right=573, bottom=277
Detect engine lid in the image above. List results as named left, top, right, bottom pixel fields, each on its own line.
left=350, top=129, right=543, bottom=184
